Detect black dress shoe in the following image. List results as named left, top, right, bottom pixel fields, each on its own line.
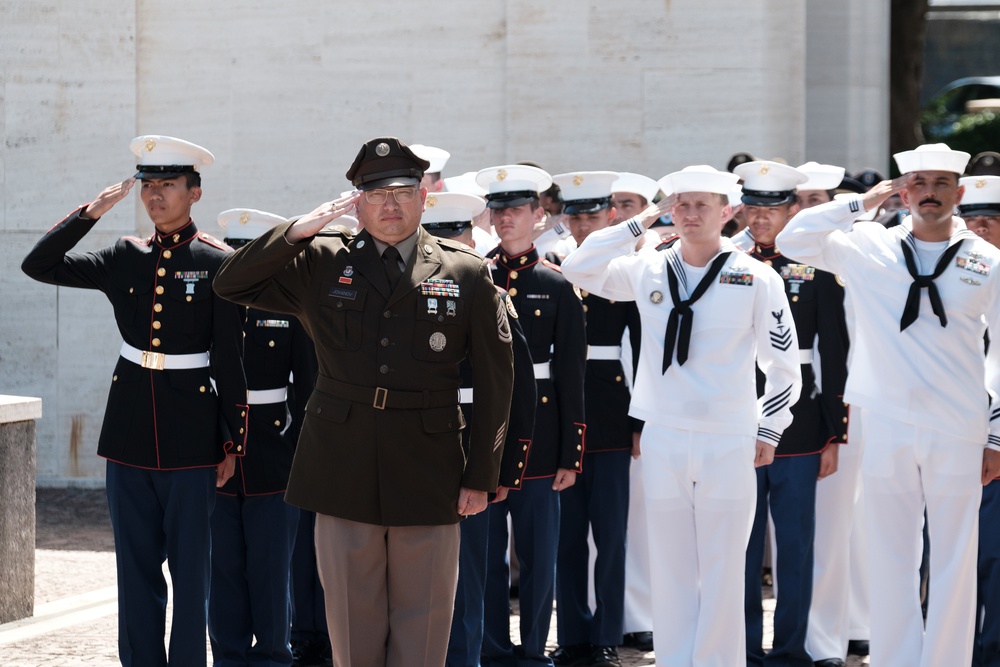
left=590, top=645, right=622, bottom=667
left=847, top=639, right=870, bottom=656
left=549, top=643, right=593, bottom=666
left=291, top=639, right=324, bottom=667
left=620, top=631, right=654, bottom=652
left=813, top=659, right=846, bottom=667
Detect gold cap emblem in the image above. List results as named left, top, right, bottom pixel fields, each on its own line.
left=497, top=169, right=508, bottom=182
left=759, top=164, right=770, bottom=175
left=145, top=139, right=156, bottom=152
left=239, top=212, right=251, bottom=224
left=977, top=179, right=987, bottom=189
left=426, top=195, right=437, bottom=207
left=573, top=175, right=584, bottom=186
left=375, top=142, right=390, bottom=157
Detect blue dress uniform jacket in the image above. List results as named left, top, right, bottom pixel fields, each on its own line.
left=748, top=242, right=849, bottom=455
left=21, top=209, right=248, bottom=468
left=219, top=310, right=316, bottom=496
left=214, top=223, right=515, bottom=527
left=580, top=290, right=642, bottom=452
left=458, top=289, right=535, bottom=490
left=487, top=246, right=587, bottom=476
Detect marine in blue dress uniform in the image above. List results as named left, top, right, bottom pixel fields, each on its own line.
left=477, top=165, right=588, bottom=667
left=418, top=193, right=537, bottom=667
left=209, top=208, right=318, bottom=667
left=21, top=135, right=248, bottom=667
left=547, top=172, right=642, bottom=667
left=732, top=161, right=850, bottom=667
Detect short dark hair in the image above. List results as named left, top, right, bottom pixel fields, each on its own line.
left=184, top=171, right=202, bottom=188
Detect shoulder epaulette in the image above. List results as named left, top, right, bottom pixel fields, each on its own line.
left=655, top=234, right=680, bottom=252
left=541, top=258, right=563, bottom=273
left=197, top=232, right=232, bottom=252
left=435, top=237, right=481, bottom=258
left=122, top=235, right=152, bottom=246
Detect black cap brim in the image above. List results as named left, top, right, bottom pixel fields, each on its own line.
left=960, top=205, right=1000, bottom=217
left=486, top=193, right=539, bottom=209
left=562, top=198, right=612, bottom=215
left=357, top=176, right=420, bottom=191
left=741, top=191, right=796, bottom=207
left=135, top=165, right=196, bottom=180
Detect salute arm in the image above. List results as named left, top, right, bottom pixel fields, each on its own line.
left=560, top=221, right=648, bottom=302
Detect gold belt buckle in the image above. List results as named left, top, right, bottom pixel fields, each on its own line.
left=141, top=350, right=166, bottom=371
left=373, top=387, right=388, bottom=410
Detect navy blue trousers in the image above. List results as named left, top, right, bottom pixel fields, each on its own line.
left=290, top=509, right=329, bottom=644
left=447, top=507, right=491, bottom=667
left=555, top=449, right=630, bottom=648
left=745, top=454, right=819, bottom=667
left=106, top=461, right=216, bottom=667
left=482, top=477, right=561, bottom=666
left=975, top=480, right=1000, bottom=666
left=208, top=492, right=298, bottom=667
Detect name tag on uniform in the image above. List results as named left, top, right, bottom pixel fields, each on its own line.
left=719, top=271, right=754, bottom=286
left=420, top=279, right=460, bottom=297
left=329, top=287, right=358, bottom=300
left=524, top=293, right=550, bottom=300
left=256, top=319, right=290, bottom=328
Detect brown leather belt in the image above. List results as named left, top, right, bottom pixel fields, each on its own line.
left=316, top=375, right=459, bottom=410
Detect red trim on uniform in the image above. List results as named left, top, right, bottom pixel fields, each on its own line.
left=497, top=246, right=541, bottom=270
left=100, top=455, right=223, bottom=471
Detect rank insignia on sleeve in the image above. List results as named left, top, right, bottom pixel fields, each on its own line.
left=719, top=271, right=754, bottom=286
left=496, top=298, right=512, bottom=343
left=770, top=309, right=793, bottom=351
left=505, top=294, right=519, bottom=318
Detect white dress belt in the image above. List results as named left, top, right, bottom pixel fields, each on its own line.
left=587, top=345, right=622, bottom=361
left=799, top=349, right=814, bottom=364
left=459, top=388, right=474, bottom=404
left=120, top=342, right=210, bottom=371
left=247, top=387, right=288, bottom=405
left=533, top=362, right=551, bottom=380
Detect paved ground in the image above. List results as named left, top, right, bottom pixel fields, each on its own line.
left=0, top=489, right=870, bottom=666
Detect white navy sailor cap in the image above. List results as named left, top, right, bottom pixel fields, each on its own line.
left=410, top=144, right=451, bottom=174
left=218, top=208, right=288, bottom=241
left=420, top=192, right=486, bottom=237
left=658, top=165, right=740, bottom=197
left=735, top=161, right=809, bottom=206
left=959, top=175, right=1000, bottom=217
left=611, top=172, right=661, bottom=204
left=130, top=135, right=214, bottom=179
left=796, top=162, right=846, bottom=192
left=552, top=171, right=619, bottom=214
left=476, top=165, right=553, bottom=209
left=894, top=143, right=971, bottom=175
left=443, top=171, right=488, bottom=196
left=727, top=184, right=745, bottom=209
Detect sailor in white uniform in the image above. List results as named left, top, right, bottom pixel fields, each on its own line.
left=777, top=144, right=1000, bottom=667
left=561, top=165, right=801, bottom=667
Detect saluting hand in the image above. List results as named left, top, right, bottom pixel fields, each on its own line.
left=861, top=174, right=911, bottom=213
left=285, top=191, right=361, bottom=243
left=637, top=193, right=677, bottom=229
left=82, top=178, right=136, bottom=220
left=754, top=440, right=776, bottom=468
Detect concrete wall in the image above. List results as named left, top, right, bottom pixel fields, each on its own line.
left=1, top=0, right=888, bottom=485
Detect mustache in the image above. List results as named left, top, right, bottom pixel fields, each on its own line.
left=919, top=198, right=942, bottom=207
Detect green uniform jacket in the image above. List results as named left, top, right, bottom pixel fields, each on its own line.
left=214, top=222, right=514, bottom=526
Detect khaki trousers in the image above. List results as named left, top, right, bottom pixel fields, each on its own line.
left=314, top=514, right=460, bottom=667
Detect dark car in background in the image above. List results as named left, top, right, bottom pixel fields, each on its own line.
left=921, top=76, right=1000, bottom=150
